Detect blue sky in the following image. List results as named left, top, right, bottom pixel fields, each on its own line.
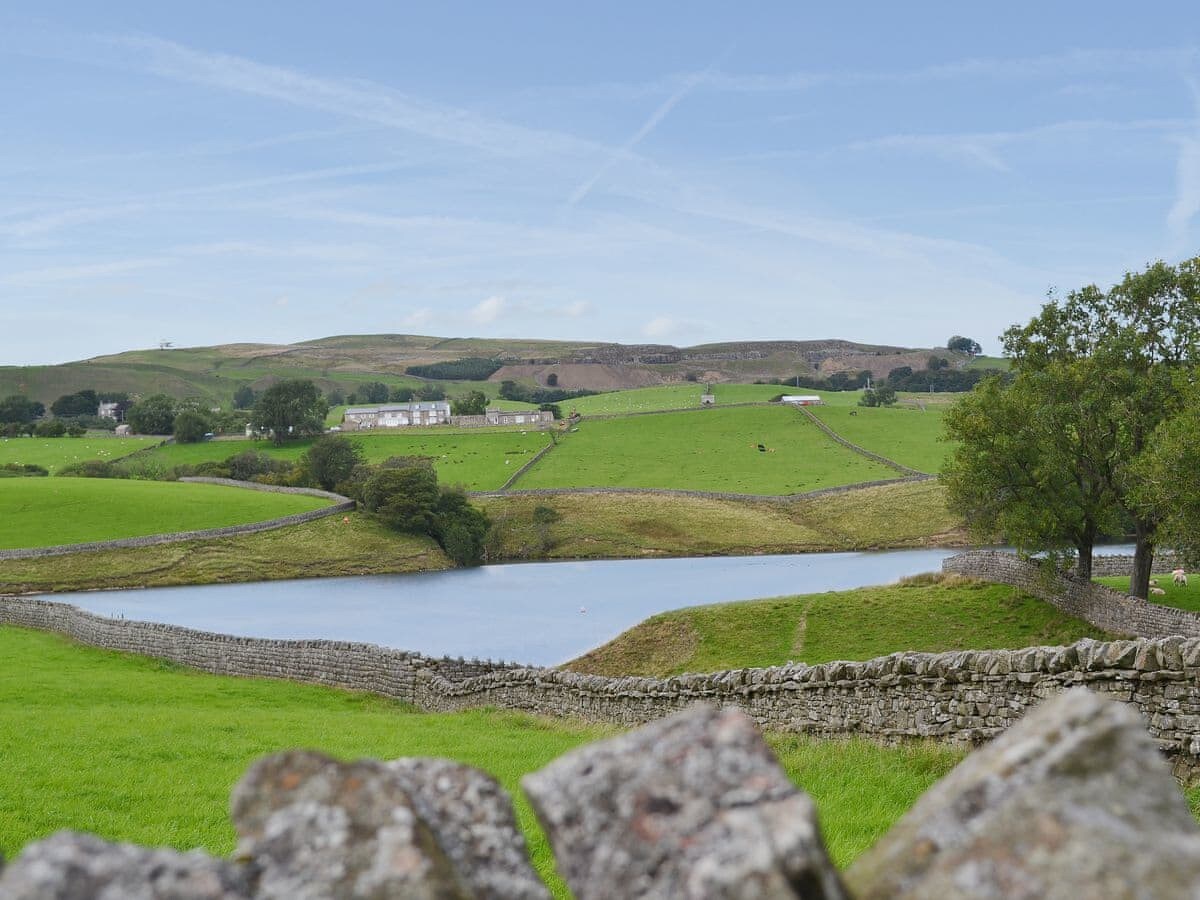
left=2, top=2, right=1199, bottom=365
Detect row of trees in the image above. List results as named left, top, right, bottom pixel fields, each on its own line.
left=943, top=257, right=1200, bottom=597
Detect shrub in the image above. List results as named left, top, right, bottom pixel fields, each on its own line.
left=362, top=466, right=439, bottom=533
left=57, top=459, right=117, bottom=478
left=0, top=463, right=48, bottom=477
left=302, top=435, right=363, bottom=491
left=34, top=420, right=67, bottom=438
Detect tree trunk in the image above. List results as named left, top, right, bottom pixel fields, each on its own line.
left=1130, top=524, right=1155, bottom=600
left=1075, top=543, right=1094, bottom=581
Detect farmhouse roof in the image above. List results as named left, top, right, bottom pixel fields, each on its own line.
left=345, top=402, right=451, bottom=415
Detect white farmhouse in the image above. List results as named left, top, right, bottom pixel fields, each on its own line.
left=780, top=395, right=824, bottom=406
left=342, top=401, right=452, bottom=430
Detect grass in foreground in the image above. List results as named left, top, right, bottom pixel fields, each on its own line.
left=0, top=478, right=331, bottom=549
left=483, top=479, right=966, bottom=560
left=126, top=430, right=552, bottom=490
left=0, top=513, right=448, bottom=593
left=0, top=625, right=965, bottom=892
left=517, top=406, right=895, bottom=495
left=0, top=435, right=161, bottom=473
left=810, top=404, right=951, bottom=474
left=1095, top=575, right=1200, bottom=612
left=567, top=574, right=1113, bottom=677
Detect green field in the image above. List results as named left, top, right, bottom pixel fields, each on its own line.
left=127, top=431, right=552, bottom=490
left=567, top=383, right=785, bottom=416
left=0, top=436, right=162, bottom=474
left=568, top=574, right=1113, bottom=677
left=1096, top=575, right=1200, bottom=612
left=0, top=479, right=332, bottom=549
left=0, top=625, right=967, bottom=891
left=809, top=404, right=951, bottom=473
left=0, top=512, right=447, bottom=593
left=516, top=405, right=896, bottom=494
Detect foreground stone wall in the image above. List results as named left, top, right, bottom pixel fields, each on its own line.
left=5, top=694, right=1200, bottom=898
left=943, top=549, right=1200, bottom=640
left=7, top=594, right=1200, bottom=761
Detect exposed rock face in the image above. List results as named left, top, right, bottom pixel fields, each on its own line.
left=231, top=750, right=471, bottom=900
left=522, top=704, right=847, bottom=900
left=845, top=687, right=1200, bottom=899
left=0, top=831, right=253, bottom=899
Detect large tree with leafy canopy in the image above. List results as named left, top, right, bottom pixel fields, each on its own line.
left=252, top=380, right=328, bottom=445
left=944, top=258, right=1200, bottom=596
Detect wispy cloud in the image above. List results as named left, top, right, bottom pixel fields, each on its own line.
left=94, top=33, right=605, bottom=162
left=642, top=314, right=707, bottom=339
left=843, top=118, right=1185, bottom=173
left=2, top=258, right=170, bottom=287
left=1167, top=80, right=1200, bottom=246
left=468, top=295, right=506, bottom=324
left=400, top=308, right=434, bottom=329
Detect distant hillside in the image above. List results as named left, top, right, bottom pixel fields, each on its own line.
left=0, top=334, right=958, bottom=405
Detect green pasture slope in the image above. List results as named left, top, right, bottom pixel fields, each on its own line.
left=809, top=404, right=951, bottom=473
left=568, top=575, right=1112, bottom=677
left=131, top=430, right=552, bottom=491
left=0, top=479, right=331, bottom=549
left=0, top=436, right=161, bottom=474
left=0, top=626, right=965, bottom=891
left=567, top=384, right=869, bottom=416
left=518, top=405, right=895, bottom=494
left=1096, top=575, right=1200, bottom=613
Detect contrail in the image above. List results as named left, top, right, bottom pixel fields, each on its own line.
left=568, top=51, right=728, bottom=207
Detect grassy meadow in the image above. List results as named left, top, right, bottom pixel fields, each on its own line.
left=809, top=404, right=951, bottom=473
left=0, top=479, right=332, bottom=549
left=567, top=383, right=787, bottom=415
left=0, top=624, right=967, bottom=891
left=0, top=435, right=162, bottom=473
left=516, top=406, right=896, bottom=494
left=567, top=574, right=1113, bottom=677
left=127, top=430, right=552, bottom=491
left=1096, top=574, right=1200, bottom=612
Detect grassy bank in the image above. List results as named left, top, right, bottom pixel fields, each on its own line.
left=516, top=406, right=895, bottom=494
left=566, top=383, right=790, bottom=416
left=483, top=479, right=965, bottom=560
left=567, top=574, right=1112, bottom=677
left=0, top=625, right=966, bottom=893
left=0, top=478, right=332, bottom=549
left=0, top=435, right=161, bottom=473
left=0, top=480, right=964, bottom=594
left=0, top=513, right=448, bottom=593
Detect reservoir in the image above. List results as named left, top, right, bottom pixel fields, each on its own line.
left=56, top=547, right=1131, bottom=667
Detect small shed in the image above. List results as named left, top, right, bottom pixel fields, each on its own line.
left=700, top=392, right=715, bottom=406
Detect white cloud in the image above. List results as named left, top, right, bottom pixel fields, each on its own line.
left=400, top=307, right=433, bottom=329
left=562, top=300, right=590, bottom=317
left=641, top=315, right=706, bottom=340
left=468, top=295, right=506, bottom=324
left=1167, top=80, right=1200, bottom=246
left=2, top=258, right=170, bottom=287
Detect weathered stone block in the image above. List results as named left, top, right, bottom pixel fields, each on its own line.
left=845, top=688, right=1200, bottom=900
left=0, top=831, right=252, bottom=899
left=523, top=704, right=847, bottom=900
left=231, top=750, right=471, bottom=899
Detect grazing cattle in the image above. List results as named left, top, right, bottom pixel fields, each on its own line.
left=1174, top=568, right=1189, bottom=587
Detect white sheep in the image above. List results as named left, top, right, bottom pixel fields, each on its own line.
left=1151, top=586, right=1167, bottom=596
left=1174, top=568, right=1188, bottom=587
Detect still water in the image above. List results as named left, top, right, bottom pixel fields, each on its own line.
left=58, top=547, right=1131, bottom=666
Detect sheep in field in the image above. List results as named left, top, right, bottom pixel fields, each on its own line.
left=1174, top=568, right=1189, bottom=587
left=1151, top=586, right=1167, bottom=596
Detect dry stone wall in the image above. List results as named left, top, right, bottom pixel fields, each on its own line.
left=8, top=594, right=1200, bottom=762
left=943, top=550, right=1200, bottom=640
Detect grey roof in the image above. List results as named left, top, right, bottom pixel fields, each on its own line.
left=344, top=402, right=450, bottom=415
